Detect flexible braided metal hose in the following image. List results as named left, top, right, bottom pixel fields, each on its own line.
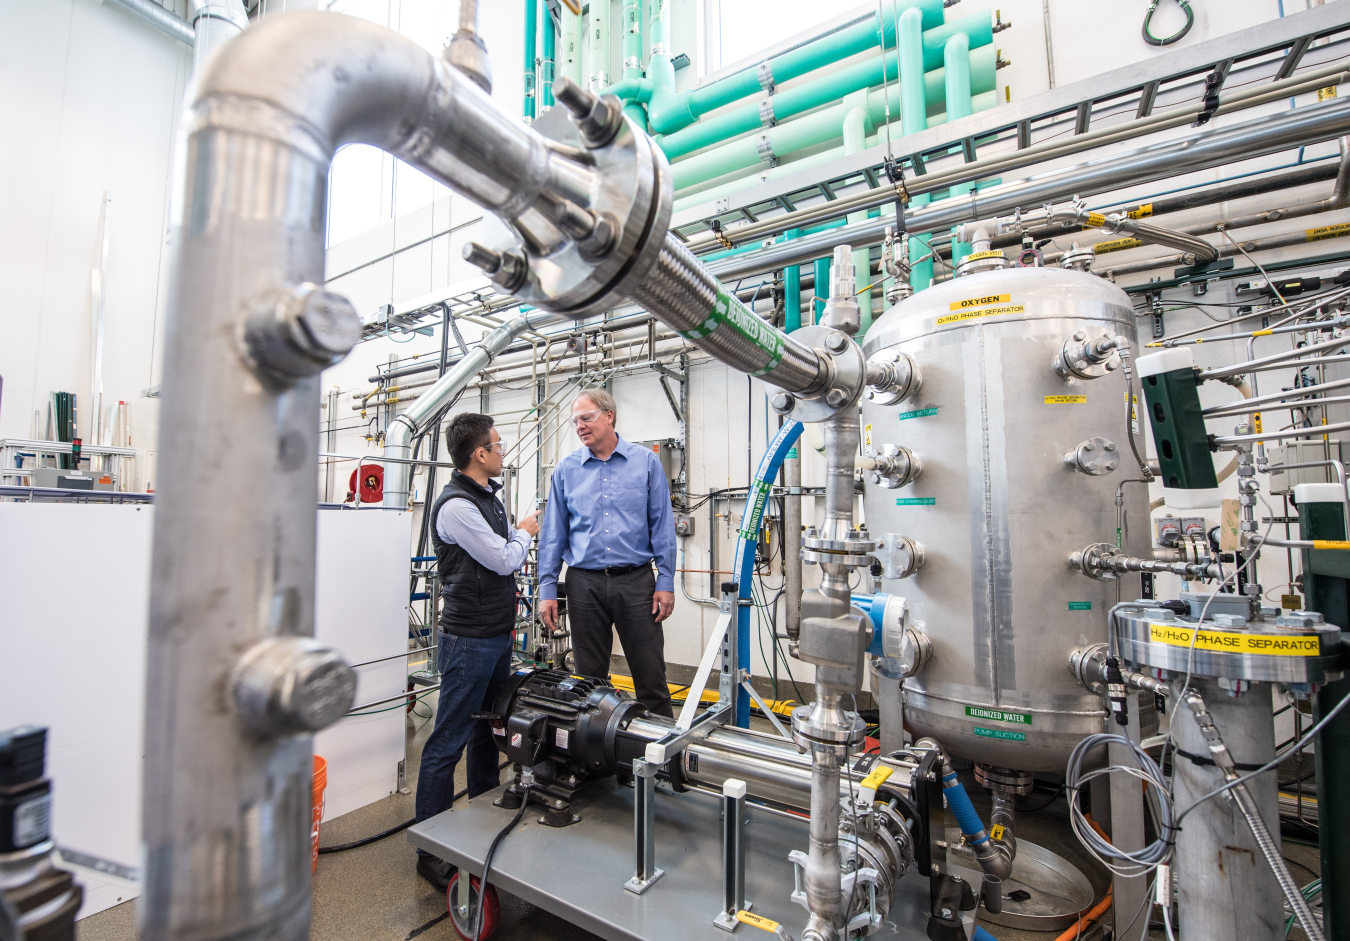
left=633, top=233, right=826, bottom=393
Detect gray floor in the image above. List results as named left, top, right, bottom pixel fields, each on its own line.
left=76, top=690, right=1323, bottom=941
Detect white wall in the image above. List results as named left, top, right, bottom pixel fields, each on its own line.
left=0, top=0, right=192, bottom=487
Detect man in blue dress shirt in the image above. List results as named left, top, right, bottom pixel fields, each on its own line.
left=538, top=390, right=677, bottom=716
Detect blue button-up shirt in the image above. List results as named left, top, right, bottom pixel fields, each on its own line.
left=537, top=436, right=676, bottom=600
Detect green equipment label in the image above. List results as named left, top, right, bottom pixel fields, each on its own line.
left=899, top=407, right=939, bottom=420
left=896, top=497, right=936, bottom=506
left=737, top=478, right=772, bottom=540
left=973, top=727, right=1026, bottom=742
left=679, top=285, right=786, bottom=378
left=786, top=447, right=798, bottom=459
left=966, top=706, right=1032, bottom=726
left=1068, top=601, right=1092, bottom=611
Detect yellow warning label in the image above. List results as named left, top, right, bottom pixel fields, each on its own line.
left=1086, top=211, right=1107, bottom=227
left=1149, top=623, right=1322, bottom=657
left=937, top=304, right=1026, bottom=325
left=861, top=765, right=894, bottom=791
left=1044, top=395, right=1087, bottom=404
left=1319, top=86, right=1338, bottom=102
left=949, top=293, right=1010, bottom=311
left=1126, top=203, right=1154, bottom=220
left=1313, top=540, right=1350, bottom=550
left=1307, top=222, right=1350, bottom=243
left=863, top=422, right=873, bottom=448
left=737, top=911, right=781, bottom=932
left=966, top=249, right=1005, bottom=262
left=1094, top=237, right=1143, bottom=254
left=990, top=824, right=1006, bottom=841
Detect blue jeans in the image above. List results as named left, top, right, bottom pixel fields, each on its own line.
left=414, top=631, right=514, bottom=854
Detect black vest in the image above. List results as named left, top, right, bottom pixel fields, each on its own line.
left=431, top=471, right=519, bottom=637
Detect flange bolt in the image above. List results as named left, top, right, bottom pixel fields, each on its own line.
left=771, top=392, right=796, bottom=414
left=241, top=284, right=361, bottom=386
left=554, top=76, right=623, bottom=148
left=464, top=241, right=527, bottom=291
left=825, top=332, right=849, bottom=353
left=231, top=637, right=356, bottom=738
left=825, top=388, right=850, bottom=407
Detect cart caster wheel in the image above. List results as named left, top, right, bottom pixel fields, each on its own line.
left=447, top=872, right=499, bottom=940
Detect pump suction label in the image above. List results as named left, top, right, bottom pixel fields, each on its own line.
left=1148, top=623, right=1322, bottom=656
left=973, top=727, right=1026, bottom=742
left=681, top=286, right=786, bottom=377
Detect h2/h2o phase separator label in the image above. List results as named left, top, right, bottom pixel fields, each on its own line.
left=1148, top=622, right=1322, bottom=656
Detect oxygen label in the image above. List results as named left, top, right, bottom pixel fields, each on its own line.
left=1149, top=623, right=1322, bottom=656
left=682, top=286, right=786, bottom=377
left=1045, top=395, right=1087, bottom=404
left=936, top=304, right=1026, bottom=326
left=966, top=706, right=1032, bottom=726
left=899, top=407, right=939, bottom=420
left=973, top=727, right=1026, bottom=742
left=948, top=293, right=1010, bottom=311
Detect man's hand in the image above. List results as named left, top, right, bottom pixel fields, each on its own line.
left=541, top=599, right=558, bottom=631
left=652, top=591, right=675, bottom=623
left=517, top=509, right=541, bottom=537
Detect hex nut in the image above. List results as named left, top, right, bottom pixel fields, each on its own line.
left=241, top=285, right=361, bottom=386
left=825, top=332, right=849, bottom=353
left=825, top=388, right=849, bottom=407
left=771, top=392, right=796, bottom=413
left=231, top=637, right=357, bottom=738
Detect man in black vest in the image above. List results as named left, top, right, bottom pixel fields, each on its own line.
left=414, top=413, right=538, bottom=892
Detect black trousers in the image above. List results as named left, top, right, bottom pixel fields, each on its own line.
left=566, top=566, right=673, bottom=717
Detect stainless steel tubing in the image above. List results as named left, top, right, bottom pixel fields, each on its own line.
left=383, top=308, right=565, bottom=508
left=709, top=97, right=1350, bottom=281
left=631, top=234, right=827, bottom=394
left=145, top=12, right=607, bottom=941
left=784, top=447, right=803, bottom=650
left=103, top=0, right=195, bottom=45
left=804, top=744, right=844, bottom=941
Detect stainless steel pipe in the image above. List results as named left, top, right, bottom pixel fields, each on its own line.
left=383, top=308, right=565, bottom=508
left=708, top=96, right=1350, bottom=281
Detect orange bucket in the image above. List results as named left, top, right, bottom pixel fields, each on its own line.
left=311, top=755, right=327, bottom=873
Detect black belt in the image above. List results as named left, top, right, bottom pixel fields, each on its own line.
left=571, top=561, right=652, bottom=577
left=1173, top=746, right=1266, bottom=773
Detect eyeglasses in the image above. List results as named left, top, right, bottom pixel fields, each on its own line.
left=569, top=409, right=606, bottom=427
left=478, top=441, right=506, bottom=454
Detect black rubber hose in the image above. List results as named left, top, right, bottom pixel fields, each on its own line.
left=318, top=760, right=511, bottom=854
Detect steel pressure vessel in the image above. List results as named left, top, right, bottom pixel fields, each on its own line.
left=860, top=262, right=1151, bottom=772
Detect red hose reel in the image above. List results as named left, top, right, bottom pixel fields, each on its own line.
left=347, top=464, right=384, bottom=503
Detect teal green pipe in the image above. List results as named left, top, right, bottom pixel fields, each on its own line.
left=616, top=0, right=945, bottom=135
left=842, top=99, right=873, bottom=334
left=659, top=36, right=993, bottom=160
left=540, top=0, right=556, bottom=109
left=898, top=6, right=931, bottom=291
left=588, top=0, right=610, bottom=90
left=944, top=32, right=973, bottom=267
left=523, top=0, right=537, bottom=119
left=812, top=258, right=830, bottom=322
left=784, top=229, right=803, bottom=332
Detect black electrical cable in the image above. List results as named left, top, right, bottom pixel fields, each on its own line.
left=317, top=760, right=512, bottom=854
left=468, top=736, right=549, bottom=941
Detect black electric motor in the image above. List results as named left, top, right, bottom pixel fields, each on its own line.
left=485, top=668, right=682, bottom=825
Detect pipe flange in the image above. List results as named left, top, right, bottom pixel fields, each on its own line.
left=790, top=706, right=866, bottom=757
left=1053, top=330, right=1122, bottom=380
left=470, top=97, right=671, bottom=321
left=1069, top=542, right=1122, bottom=580
left=1068, top=643, right=1109, bottom=694
left=772, top=325, right=866, bottom=422
left=954, top=249, right=1009, bottom=278
left=974, top=764, right=1035, bottom=796
left=864, top=349, right=922, bottom=406
left=1063, top=436, right=1119, bottom=476
left=872, top=533, right=924, bottom=579
left=868, top=443, right=922, bottom=489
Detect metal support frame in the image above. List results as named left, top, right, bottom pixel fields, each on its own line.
left=626, top=753, right=665, bottom=894
left=1109, top=693, right=1149, bottom=941
left=714, top=778, right=750, bottom=931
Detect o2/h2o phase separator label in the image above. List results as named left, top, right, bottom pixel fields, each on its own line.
left=936, top=303, right=1026, bottom=326
left=679, top=285, right=786, bottom=378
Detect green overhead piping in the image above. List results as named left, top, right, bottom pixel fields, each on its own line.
left=540, top=0, right=556, bottom=110
left=610, top=0, right=945, bottom=136
left=784, top=228, right=803, bottom=332
left=621, top=0, right=645, bottom=125
left=561, top=3, right=581, bottom=86
left=659, top=42, right=995, bottom=161
left=842, top=96, right=873, bottom=333
left=523, top=0, right=537, bottom=119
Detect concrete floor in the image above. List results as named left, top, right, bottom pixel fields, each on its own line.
left=76, top=689, right=1323, bottom=941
